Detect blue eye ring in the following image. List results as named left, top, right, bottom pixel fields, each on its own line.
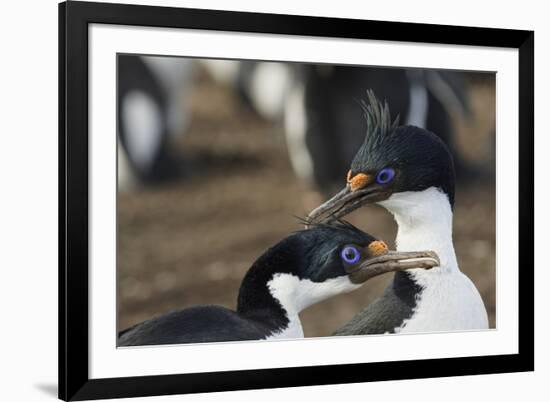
left=376, top=167, right=395, bottom=185
left=341, top=245, right=361, bottom=265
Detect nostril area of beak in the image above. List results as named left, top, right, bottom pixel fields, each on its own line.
left=368, top=240, right=388, bottom=257
left=347, top=172, right=370, bottom=192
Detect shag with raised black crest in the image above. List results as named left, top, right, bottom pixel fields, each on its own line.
left=307, top=90, right=488, bottom=334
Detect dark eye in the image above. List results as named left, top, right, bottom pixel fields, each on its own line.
left=341, top=245, right=361, bottom=265
left=376, top=167, right=395, bottom=184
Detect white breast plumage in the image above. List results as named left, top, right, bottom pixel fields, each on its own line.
left=396, top=270, right=488, bottom=333
left=379, top=187, right=489, bottom=333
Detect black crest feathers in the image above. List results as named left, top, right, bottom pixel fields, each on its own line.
left=352, top=90, right=400, bottom=171
left=359, top=90, right=400, bottom=142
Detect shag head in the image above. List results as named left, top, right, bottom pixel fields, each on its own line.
left=236, top=221, right=438, bottom=333
left=246, top=220, right=439, bottom=287
left=238, top=220, right=439, bottom=318
left=307, top=90, right=455, bottom=224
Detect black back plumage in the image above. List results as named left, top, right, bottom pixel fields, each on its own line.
left=118, top=306, right=274, bottom=346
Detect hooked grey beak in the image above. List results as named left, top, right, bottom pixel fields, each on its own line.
left=306, top=185, right=389, bottom=227
left=347, top=250, right=440, bottom=284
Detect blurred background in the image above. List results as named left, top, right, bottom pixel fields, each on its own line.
left=117, top=55, right=496, bottom=337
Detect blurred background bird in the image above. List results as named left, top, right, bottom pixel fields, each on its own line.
left=116, top=56, right=496, bottom=337
left=117, top=55, right=194, bottom=191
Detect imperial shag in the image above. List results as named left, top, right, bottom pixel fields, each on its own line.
left=307, top=91, right=488, bottom=334
left=118, top=221, right=438, bottom=346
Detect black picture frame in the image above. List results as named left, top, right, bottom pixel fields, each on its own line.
left=59, top=1, right=534, bottom=400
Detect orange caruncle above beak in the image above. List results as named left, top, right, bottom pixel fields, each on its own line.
left=346, top=170, right=371, bottom=192
left=367, top=240, right=388, bottom=257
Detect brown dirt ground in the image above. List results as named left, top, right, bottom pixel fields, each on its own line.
left=117, top=67, right=496, bottom=337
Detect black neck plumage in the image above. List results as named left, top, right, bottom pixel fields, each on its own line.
left=236, top=241, right=302, bottom=332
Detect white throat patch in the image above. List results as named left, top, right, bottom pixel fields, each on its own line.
left=265, top=274, right=360, bottom=340
left=378, top=187, right=457, bottom=272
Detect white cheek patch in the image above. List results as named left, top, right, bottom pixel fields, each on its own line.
left=268, top=273, right=361, bottom=314
left=265, top=273, right=361, bottom=340
left=121, top=90, right=163, bottom=171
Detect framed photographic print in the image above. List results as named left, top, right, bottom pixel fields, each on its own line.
left=59, top=1, right=534, bottom=400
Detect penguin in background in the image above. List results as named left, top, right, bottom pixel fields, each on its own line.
left=192, top=59, right=478, bottom=195
left=200, top=59, right=295, bottom=122
left=283, top=65, right=471, bottom=195
left=117, top=55, right=194, bottom=191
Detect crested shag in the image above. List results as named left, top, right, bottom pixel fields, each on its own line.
left=307, top=91, right=488, bottom=334
left=118, top=221, right=438, bottom=346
